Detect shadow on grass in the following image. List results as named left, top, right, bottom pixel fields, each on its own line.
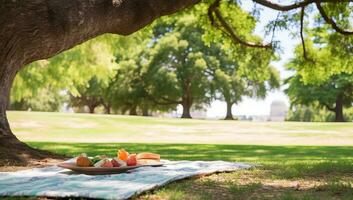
left=27, top=142, right=353, bottom=161
left=27, top=142, right=353, bottom=179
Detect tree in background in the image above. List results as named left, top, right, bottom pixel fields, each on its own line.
left=107, top=31, right=170, bottom=116
left=69, top=76, right=110, bottom=114
left=214, top=64, right=280, bottom=120
left=201, top=3, right=280, bottom=120
left=11, top=36, right=118, bottom=112
left=109, top=58, right=147, bottom=115
left=286, top=104, right=353, bottom=122
left=285, top=14, right=353, bottom=122
left=9, top=87, right=66, bottom=112
left=147, top=15, right=216, bottom=118
left=285, top=73, right=353, bottom=122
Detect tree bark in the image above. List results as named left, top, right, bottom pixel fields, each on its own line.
left=224, top=101, right=234, bottom=120
left=0, top=62, right=63, bottom=166
left=334, top=94, right=345, bottom=122
left=0, top=0, right=200, bottom=165
left=181, top=97, right=192, bottom=119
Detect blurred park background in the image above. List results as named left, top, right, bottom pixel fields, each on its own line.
left=8, top=2, right=352, bottom=123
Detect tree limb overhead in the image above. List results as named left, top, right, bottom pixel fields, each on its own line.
left=208, top=0, right=272, bottom=48
left=315, top=2, right=353, bottom=35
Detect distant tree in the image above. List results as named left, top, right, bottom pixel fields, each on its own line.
left=9, top=87, right=66, bottom=112
left=147, top=16, right=215, bottom=118
left=285, top=73, right=353, bottom=122
left=11, top=36, right=118, bottom=113
left=214, top=65, right=280, bottom=120
left=69, top=76, right=109, bottom=114
left=202, top=4, right=280, bottom=120
left=286, top=104, right=333, bottom=122
left=285, top=20, right=353, bottom=122
left=109, top=58, right=146, bottom=115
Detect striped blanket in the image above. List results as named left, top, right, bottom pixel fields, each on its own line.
left=0, top=159, right=252, bottom=200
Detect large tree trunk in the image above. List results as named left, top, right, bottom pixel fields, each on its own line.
left=0, top=0, right=199, bottom=165
left=334, top=94, right=345, bottom=122
left=181, top=97, right=192, bottom=119
left=224, top=101, right=234, bottom=120
left=0, top=62, right=63, bottom=166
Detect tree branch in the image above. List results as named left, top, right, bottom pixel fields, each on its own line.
left=252, top=0, right=340, bottom=11
left=315, top=2, right=353, bottom=35
left=270, top=12, right=280, bottom=43
left=323, top=103, right=335, bottom=112
left=147, top=95, right=181, bottom=106
left=208, top=0, right=272, bottom=48
left=300, top=6, right=308, bottom=59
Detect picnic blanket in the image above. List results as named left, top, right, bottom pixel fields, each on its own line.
left=0, top=159, right=252, bottom=200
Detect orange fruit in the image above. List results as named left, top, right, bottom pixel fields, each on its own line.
left=118, top=149, right=129, bottom=161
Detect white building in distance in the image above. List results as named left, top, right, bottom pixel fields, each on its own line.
left=269, top=100, right=288, bottom=122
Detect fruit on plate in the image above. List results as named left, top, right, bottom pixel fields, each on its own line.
left=136, top=152, right=160, bottom=160
left=76, top=153, right=92, bottom=167
left=102, top=160, right=113, bottom=168
left=117, top=158, right=127, bottom=167
left=111, top=158, right=127, bottom=167
left=136, top=152, right=161, bottom=165
left=127, top=154, right=137, bottom=166
left=118, top=149, right=129, bottom=161
left=94, top=158, right=113, bottom=167
left=73, top=149, right=160, bottom=168
left=110, top=158, right=124, bottom=167
left=111, top=158, right=120, bottom=167
left=90, top=156, right=102, bottom=165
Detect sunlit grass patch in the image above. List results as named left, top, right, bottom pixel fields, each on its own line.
left=25, top=142, right=353, bottom=199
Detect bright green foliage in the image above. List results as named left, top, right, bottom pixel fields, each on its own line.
left=107, top=31, right=173, bottom=115
left=9, top=87, right=66, bottom=112
left=199, top=3, right=280, bottom=118
left=214, top=64, right=280, bottom=105
left=286, top=104, right=353, bottom=122
left=146, top=15, right=217, bottom=117
left=286, top=5, right=353, bottom=84
left=11, top=35, right=119, bottom=111
left=285, top=73, right=353, bottom=122
left=286, top=104, right=336, bottom=122
left=147, top=11, right=279, bottom=118
left=213, top=47, right=280, bottom=102
left=69, top=76, right=110, bottom=113
left=285, top=10, right=353, bottom=122
left=288, top=38, right=352, bottom=84
left=199, top=2, right=259, bottom=49
left=109, top=58, right=148, bottom=114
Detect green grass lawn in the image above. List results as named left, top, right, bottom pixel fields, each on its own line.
left=6, top=111, right=353, bottom=199
left=8, top=111, right=353, bottom=145
left=27, top=142, right=353, bottom=199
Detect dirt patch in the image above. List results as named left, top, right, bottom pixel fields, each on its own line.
left=0, top=158, right=64, bottom=172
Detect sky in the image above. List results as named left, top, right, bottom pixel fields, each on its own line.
left=205, top=1, right=301, bottom=118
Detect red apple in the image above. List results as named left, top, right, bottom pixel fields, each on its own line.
left=127, top=154, right=137, bottom=166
